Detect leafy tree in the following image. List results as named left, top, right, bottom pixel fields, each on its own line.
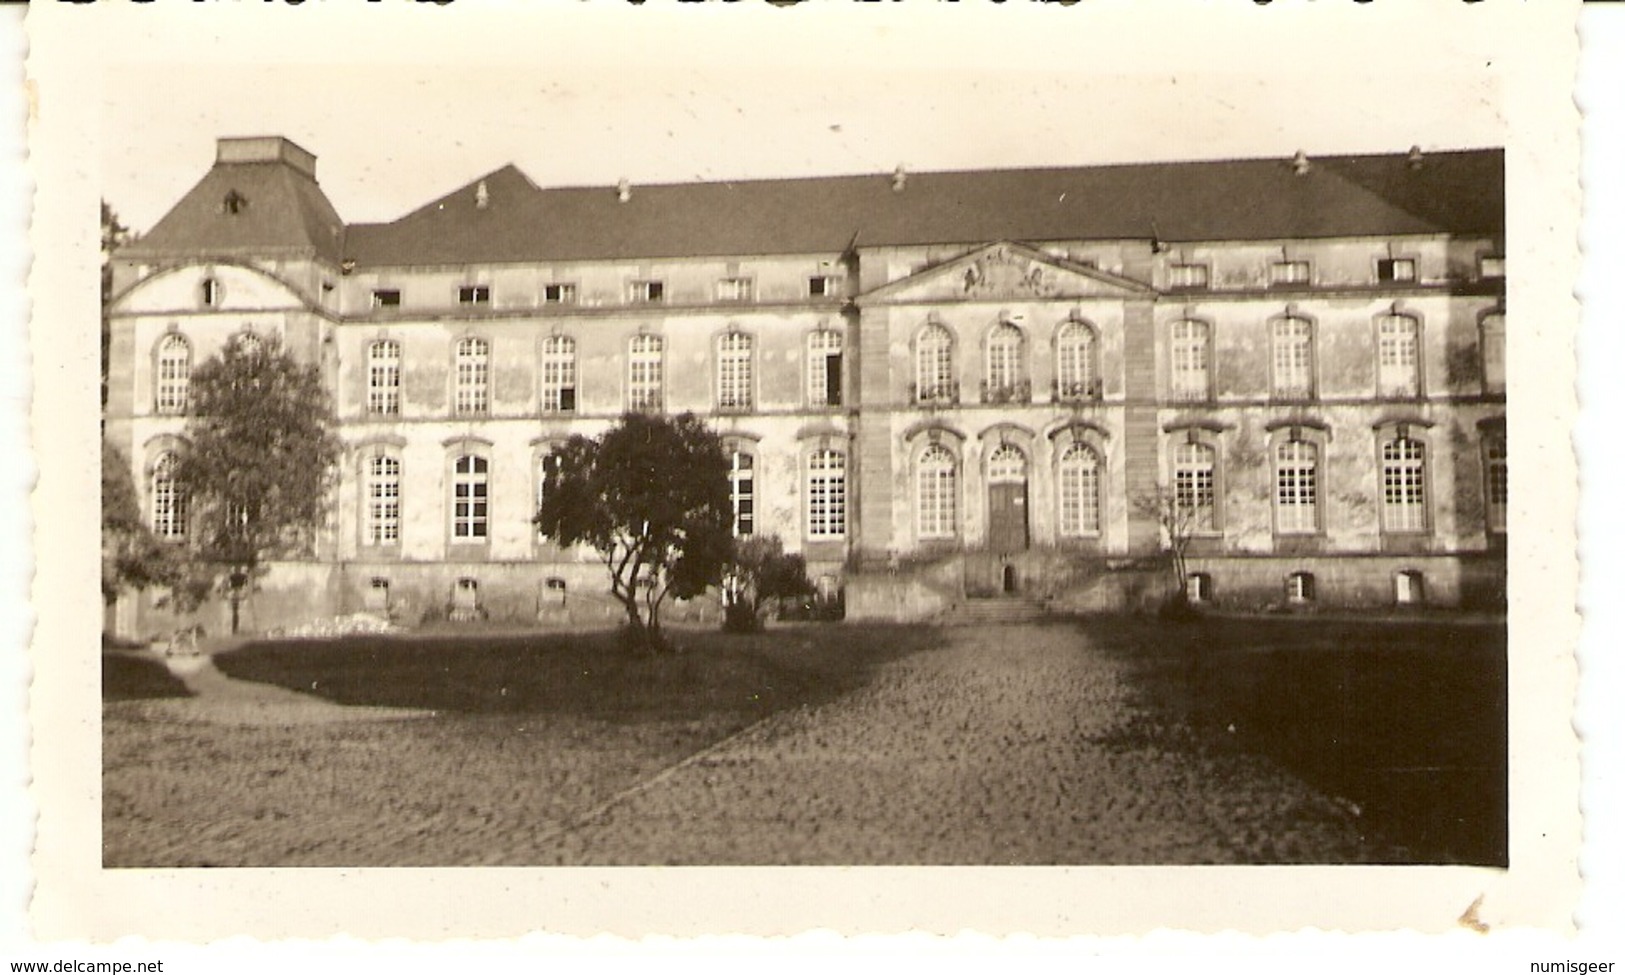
left=101, top=440, right=185, bottom=604
left=535, top=412, right=734, bottom=653
left=101, top=202, right=130, bottom=411
left=721, top=534, right=812, bottom=632
left=1131, top=484, right=1200, bottom=609
left=174, top=333, right=342, bottom=633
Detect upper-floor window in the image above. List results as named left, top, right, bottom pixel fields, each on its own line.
left=807, top=449, right=847, bottom=538
left=629, top=280, right=665, bottom=304
left=1380, top=436, right=1428, bottom=533
left=1377, top=314, right=1421, bottom=397
left=628, top=334, right=663, bottom=412
left=155, top=334, right=191, bottom=415
left=1170, top=320, right=1211, bottom=401
left=366, top=454, right=401, bottom=546
left=1271, top=316, right=1315, bottom=399
left=1058, top=443, right=1102, bottom=537
left=454, top=337, right=490, bottom=415
left=150, top=451, right=187, bottom=541
left=915, top=323, right=956, bottom=405
left=458, top=285, right=490, bottom=305
left=543, top=283, right=577, bottom=305
left=716, top=277, right=754, bottom=302
left=451, top=455, right=489, bottom=541
left=1271, top=261, right=1311, bottom=287
left=984, top=322, right=1028, bottom=404
left=200, top=277, right=221, bottom=307
left=1481, top=312, right=1506, bottom=394
left=717, top=332, right=754, bottom=412
left=1169, top=263, right=1209, bottom=289
left=1484, top=433, right=1508, bottom=534
left=808, top=275, right=842, bottom=298
left=372, top=289, right=402, bottom=309
left=1479, top=256, right=1507, bottom=280
left=539, top=335, right=577, bottom=413
left=808, top=329, right=843, bottom=407
left=1377, top=258, right=1417, bottom=283
left=728, top=448, right=755, bottom=537
left=366, top=340, right=401, bottom=416
left=1274, top=440, right=1319, bottom=534
left=1055, top=320, right=1099, bottom=401
left=916, top=443, right=958, bottom=540
left=1173, top=441, right=1218, bottom=533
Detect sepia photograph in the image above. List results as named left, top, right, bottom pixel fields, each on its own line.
left=20, top=0, right=1591, bottom=944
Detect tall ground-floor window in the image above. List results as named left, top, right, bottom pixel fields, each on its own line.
left=1381, top=437, right=1428, bottom=532
left=806, top=449, right=846, bottom=538
left=917, top=444, right=958, bottom=539
left=1173, top=441, right=1217, bottom=532
left=366, top=454, right=401, bottom=545
left=1484, top=433, right=1508, bottom=533
left=150, top=451, right=187, bottom=541
left=1274, top=440, right=1319, bottom=534
left=452, top=455, right=489, bottom=540
left=729, top=448, right=754, bottom=537
left=1058, top=443, right=1101, bottom=537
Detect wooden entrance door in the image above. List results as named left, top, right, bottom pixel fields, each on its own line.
left=986, top=444, right=1030, bottom=553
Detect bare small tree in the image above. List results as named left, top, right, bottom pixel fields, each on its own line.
left=1131, top=484, right=1202, bottom=605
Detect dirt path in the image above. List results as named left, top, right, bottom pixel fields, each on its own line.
left=530, top=624, right=1373, bottom=864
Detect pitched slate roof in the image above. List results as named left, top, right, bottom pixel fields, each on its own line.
left=121, top=157, right=347, bottom=264
left=342, top=149, right=1503, bottom=269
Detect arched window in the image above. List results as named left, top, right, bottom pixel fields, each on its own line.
left=1173, top=440, right=1217, bottom=533
left=1377, top=314, right=1421, bottom=397
left=808, top=329, right=843, bottom=407
left=1170, top=320, right=1211, bottom=401
left=987, top=443, right=1026, bottom=483
left=807, top=449, right=846, bottom=538
left=1058, top=443, right=1102, bottom=537
left=365, top=454, right=401, bottom=545
left=155, top=334, right=191, bottom=415
left=984, top=322, right=1027, bottom=403
left=915, top=324, right=956, bottom=404
left=628, top=334, right=664, bottom=412
left=1381, top=436, right=1428, bottom=532
left=728, top=447, right=755, bottom=537
left=454, top=337, right=490, bottom=415
left=1055, top=321, right=1098, bottom=401
left=540, top=334, right=577, bottom=413
left=1483, top=433, right=1508, bottom=533
left=1481, top=313, right=1506, bottom=394
left=1271, top=317, right=1315, bottom=399
left=717, top=332, right=754, bottom=411
left=236, top=331, right=265, bottom=357
left=366, top=340, right=401, bottom=416
left=1274, top=440, right=1319, bottom=534
left=916, top=443, right=958, bottom=539
left=451, top=455, right=489, bottom=540
left=150, top=451, right=187, bottom=541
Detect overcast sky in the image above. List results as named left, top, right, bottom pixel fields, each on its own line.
left=98, top=6, right=1505, bottom=235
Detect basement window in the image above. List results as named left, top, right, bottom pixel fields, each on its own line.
left=543, top=283, right=577, bottom=304
left=1285, top=571, right=1316, bottom=604
left=458, top=285, right=491, bottom=305
left=372, top=289, right=402, bottom=309
left=1377, top=258, right=1417, bottom=283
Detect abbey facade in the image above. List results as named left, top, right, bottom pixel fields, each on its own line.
left=105, top=136, right=1507, bottom=635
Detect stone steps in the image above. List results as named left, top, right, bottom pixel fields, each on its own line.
left=940, top=597, right=1054, bottom=625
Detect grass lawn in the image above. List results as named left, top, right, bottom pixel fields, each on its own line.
left=1080, top=615, right=1507, bottom=865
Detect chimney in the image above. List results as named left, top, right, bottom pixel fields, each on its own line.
left=617, top=178, right=632, bottom=203
left=892, top=164, right=907, bottom=193
left=1407, top=145, right=1425, bottom=169
left=475, top=180, right=489, bottom=209
left=1291, top=150, right=1311, bottom=176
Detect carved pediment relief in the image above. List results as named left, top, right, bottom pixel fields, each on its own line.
left=859, top=241, right=1153, bottom=304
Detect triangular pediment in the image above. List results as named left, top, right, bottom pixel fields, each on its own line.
left=859, top=241, right=1154, bottom=304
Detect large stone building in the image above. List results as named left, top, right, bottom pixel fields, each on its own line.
left=105, top=136, right=1507, bottom=635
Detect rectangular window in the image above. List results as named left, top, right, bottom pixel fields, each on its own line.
left=807, top=450, right=847, bottom=538
left=1377, top=258, right=1417, bottom=283
left=808, top=275, right=842, bottom=298
left=1274, top=442, right=1318, bottom=534
left=1270, top=261, right=1311, bottom=286
left=452, top=456, right=489, bottom=540
left=1173, top=443, right=1217, bottom=534
left=729, top=450, right=754, bottom=537
left=539, top=336, right=577, bottom=413
left=542, top=283, right=577, bottom=304
left=808, top=331, right=843, bottom=407
left=1169, top=263, right=1209, bottom=289
left=1272, top=318, right=1315, bottom=399
left=1485, top=437, right=1508, bottom=533
left=628, top=335, right=664, bottom=412
left=458, top=285, right=490, bottom=305
left=1482, top=313, right=1506, bottom=394
left=717, top=333, right=754, bottom=412
left=366, top=455, right=401, bottom=545
left=1170, top=321, right=1211, bottom=401
left=1381, top=438, right=1428, bottom=533
left=366, top=340, right=401, bottom=416
left=629, top=280, right=664, bottom=303
left=716, top=277, right=754, bottom=302
left=455, top=337, right=490, bottom=415
left=1378, top=315, right=1420, bottom=397
left=372, top=289, right=402, bottom=309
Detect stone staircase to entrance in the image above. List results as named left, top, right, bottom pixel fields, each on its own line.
left=939, top=596, right=1055, bottom=626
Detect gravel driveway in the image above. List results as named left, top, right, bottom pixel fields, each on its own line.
left=533, top=624, right=1372, bottom=864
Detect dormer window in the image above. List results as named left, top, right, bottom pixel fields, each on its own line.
left=543, top=283, right=577, bottom=304
left=1169, top=263, right=1209, bottom=290
left=1479, top=255, right=1506, bottom=280
left=808, top=275, right=842, bottom=298
left=221, top=190, right=248, bottom=215
left=1270, top=260, right=1311, bottom=286
left=716, top=278, right=754, bottom=302
left=372, top=289, right=402, bottom=309
left=1377, top=258, right=1417, bottom=283
left=458, top=285, right=490, bottom=305
left=629, top=280, right=664, bottom=304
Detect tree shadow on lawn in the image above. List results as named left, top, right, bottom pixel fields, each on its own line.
left=214, top=624, right=943, bottom=725
left=1081, top=616, right=1507, bottom=866
left=103, top=652, right=193, bottom=701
